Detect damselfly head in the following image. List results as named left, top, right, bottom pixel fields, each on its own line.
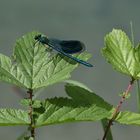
left=34, top=34, right=42, bottom=41
left=34, top=34, right=49, bottom=44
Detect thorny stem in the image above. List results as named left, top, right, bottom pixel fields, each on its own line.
left=102, top=78, right=135, bottom=140
left=27, top=89, right=35, bottom=139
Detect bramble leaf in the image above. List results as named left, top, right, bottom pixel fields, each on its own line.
left=102, top=29, right=140, bottom=79
left=0, top=32, right=92, bottom=89
left=20, top=99, right=42, bottom=108
left=35, top=81, right=140, bottom=127
left=0, top=109, right=29, bottom=126
left=35, top=81, right=112, bottom=127
left=115, top=111, right=140, bottom=125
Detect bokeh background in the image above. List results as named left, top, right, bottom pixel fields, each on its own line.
left=0, top=0, right=140, bottom=139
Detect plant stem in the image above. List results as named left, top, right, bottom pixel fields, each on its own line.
left=136, top=80, right=140, bottom=113
left=27, top=89, right=35, bottom=139
left=102, top=78, right=135, bottom=140
left=101, top=119, right=113, bottom=140
left=130, top=21, right=135, bottom=47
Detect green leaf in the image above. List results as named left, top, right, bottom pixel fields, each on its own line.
left=119, top=92, right=131, bottom=99
left=102, top=29, right=140, bottom=79
left=0, top=53, right=26, bottom=87
left=20, top=99, right=42, bottom=108
left=0, top=31, right=92, bottom=89
left=35, top=80, right=112, bottom=127
left=115, top=111, right=140, bottom=125
left=24, top=137, right=34, bottom=140
left=20, top=99, right=30, bottom=107
left=0, top=109, right=29, bottom=126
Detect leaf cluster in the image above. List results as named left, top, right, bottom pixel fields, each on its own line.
left=0, top=30, right=140, bottom=139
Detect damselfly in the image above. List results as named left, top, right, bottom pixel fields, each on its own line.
left=34, top=34, right=93, bottom=67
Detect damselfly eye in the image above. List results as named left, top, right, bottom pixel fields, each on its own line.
left=34, top=34, right=41, bottom=40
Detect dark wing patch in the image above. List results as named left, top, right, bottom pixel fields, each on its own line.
left=49, top=38, right=85, bottom=54
left=60, top=40, right=85, bottom=54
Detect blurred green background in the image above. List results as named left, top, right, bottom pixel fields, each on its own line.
left=0, top=0, right=140, bottom=139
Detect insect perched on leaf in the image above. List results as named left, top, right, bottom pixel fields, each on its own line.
left=34, top=34, right=93, bottom=67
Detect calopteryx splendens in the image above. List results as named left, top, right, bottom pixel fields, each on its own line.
left=34, top=34, right=93, bottom=67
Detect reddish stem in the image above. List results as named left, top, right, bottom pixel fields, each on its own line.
left=102, top=78, right=135, bottom=140
left=27, top=89, right=35, bottom=139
